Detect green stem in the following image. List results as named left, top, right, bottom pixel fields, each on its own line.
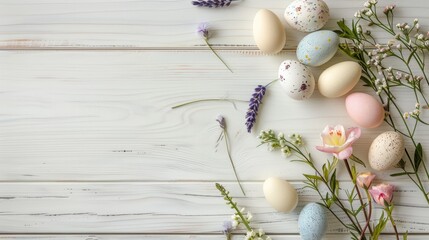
left=360, top=189, right=373, bottom=240
left=386, top=206, right=400, bottom=240
left=344, top=159, right=371, bottom=234
left=224, top=129, right=246, bottom=196
left=204, top=39, right=233, bottom=73
left=171, top=98, right=247, bottom=109
left=216, top=184, right=252, bottom=231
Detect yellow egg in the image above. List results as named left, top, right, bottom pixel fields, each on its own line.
left=263, top=177, right=298, bottom=213
left=253, top=9, right=286, bottom=54
left=318, top=61, right=362, bottom=98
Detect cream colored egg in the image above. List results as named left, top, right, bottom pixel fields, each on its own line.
left=369, top=131, right=405, bottom=171
left=253, top=9, right=286, bottom=54
left=263, top=177, right=298, bottom=213
left=318, top=61, right=362, bottom=98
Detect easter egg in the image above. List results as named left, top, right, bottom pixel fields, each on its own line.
left=318, top=61, right=362, bottom=98
left=263, top=177, right=298, bottom=213
left=284, top=0, right=330, bottom=32
left=297, top=30, right=339, bottom=67
left=369, top=131, right=405, bottom=171
left=278, top=60, right=315, bottom=100
left=298, top=203, right=328, bottom=240
left=253, top=9, right=286, bottom=54
left=345, top=92, right=385, bottom=128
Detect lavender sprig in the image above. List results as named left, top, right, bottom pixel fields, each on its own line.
left=192, top=0, right=233, bottom=8
left=245, top=85, right=266, bottom=133
left=197, top=23, right=233, bottom=73
left=217, top=115, right=245, bottom=196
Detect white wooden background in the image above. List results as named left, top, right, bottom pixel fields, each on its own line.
left=0, top=0, right=429, bottom=239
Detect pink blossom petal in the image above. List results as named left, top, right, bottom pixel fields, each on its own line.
left=316, top=145, right=345, bottom=154
left=337, top=146, right=353, bottom=160
left=343, top=127, right=361, bottom=147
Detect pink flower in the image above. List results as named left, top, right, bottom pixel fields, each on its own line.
left=369, top=183, right=395, bottom=207
left=316, top=125, right=361, bottom=160
left=356, top=172, right=376, bottom=189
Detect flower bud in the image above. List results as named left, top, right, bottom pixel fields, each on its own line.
left=356, top=172, right=376, bottom=189
left=369, top=183, right=394, bottom=207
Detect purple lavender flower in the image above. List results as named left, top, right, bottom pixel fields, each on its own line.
left=192, top=0, right=232, bottom=8
left=222, top=220, right=233, bottom=235
left=196, top=23, right=233, bottom=73
left=216, top=115, right=226, bottom=129
left=245, top=85, right=266, bottom=133
left=197, top=23, right=209, bottom=40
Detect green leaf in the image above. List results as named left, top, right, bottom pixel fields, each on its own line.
left=349, top=155, right=366, bottom=167
left=403, top=230, right=408, bottom=240
left=322, top=163, right=329, bottom=181
left=390, top=171, right=415, bottom=177
left=330, top=169, right=338, bottom=192
left=304, top=174, right=323, bottom=181
left=414, top=143, right=423, bottom=171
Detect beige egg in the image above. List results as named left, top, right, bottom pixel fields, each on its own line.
left=263, top=177, right=298, bottom=213
left=253, top=9, right=286, bottom=54
left=318, top=61, right=362, bottom=98
left=369, top=131, right=405, bottom=171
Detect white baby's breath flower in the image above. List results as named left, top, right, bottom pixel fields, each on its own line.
left=246, top=212, right=253, bottom=221
left=403, top=112, right=410, bottom=119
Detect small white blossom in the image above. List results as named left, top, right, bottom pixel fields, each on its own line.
left=403, top=112, right=410, bottom=119
left=416, top=103, right=421, bottom=109
left=365, top=9, right=373, bottom=16
left=246, top=212, right=253, bottom=221
left=414, top=18, right=419, bottom=24
left=354, top=10, right=362, bottom=18
left=364, top=1, right=371, bottom=8
left=418, top=34, right=424, bottom=40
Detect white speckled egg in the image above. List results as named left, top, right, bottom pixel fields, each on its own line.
left=369, top=131, right=405, bottom=171
left=297, top=30, right=339, bottom=67
left=263, top=177, right=298, bottom=213
left=318, top=61, right=362, bottom=98
left=284, top=0, right=330, bottom=32
left=253, top=9, right=286, bottom=54
left=298, top=203, right=327, bottom=240
left=278, top=60, right=315, bottom=100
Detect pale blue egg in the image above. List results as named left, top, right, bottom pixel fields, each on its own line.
left=298, top=203, right=327, bottom=240
left=296, top=30, right=339, bottom=67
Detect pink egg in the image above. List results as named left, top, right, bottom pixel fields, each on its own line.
left=345, top=92, right=385, bottom=128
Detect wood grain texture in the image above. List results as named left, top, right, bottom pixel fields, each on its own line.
left=0, top=50, right=427, bottom=181
left=1, top=0, right=429, bottom=238
left=0, top=182, right=426, bottom=234
left=1, top=0, right=429, bottom=49
left=0, top=235, right=425, bottom=240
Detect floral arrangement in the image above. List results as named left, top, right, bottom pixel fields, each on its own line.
left=336, top=0, right=429, bottom=203
left=258, top=126, right=402, bottom=239
left=178, top=0, right=429, bottom=239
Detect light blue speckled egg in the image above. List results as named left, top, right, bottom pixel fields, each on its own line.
left=296, top=30, right=339, bottom=67
left=298, top=203, right=327, bottom=240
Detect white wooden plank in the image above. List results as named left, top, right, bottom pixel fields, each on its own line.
left=0, top=50, right=427, bottom=181
left=0, top=234, right=424, bottom=240
left=1, top=0, right=429, bottom=49
left=0, top=182, right=426, bottom=233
